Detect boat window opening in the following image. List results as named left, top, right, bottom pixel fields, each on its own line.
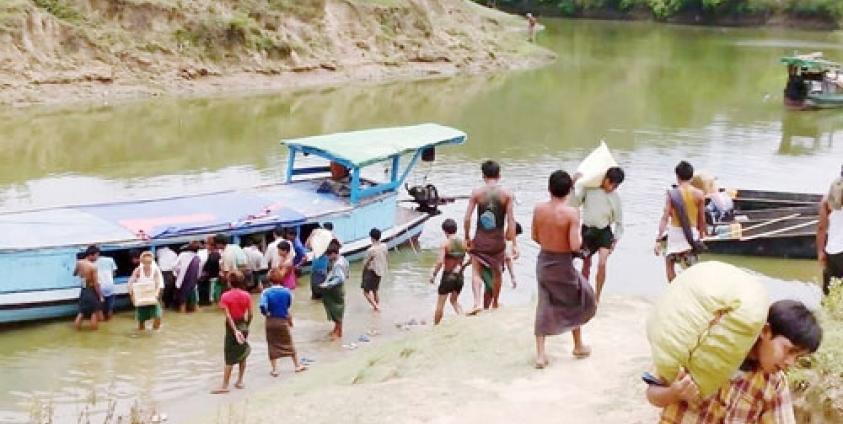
left=108, top=248, right=141, bottom=278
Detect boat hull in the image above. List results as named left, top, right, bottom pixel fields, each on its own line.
left=703, top=234, right=816, bottom=259
left=731, top=189, right=822, bottom=211
left=0, top=207, right=430, bottom=325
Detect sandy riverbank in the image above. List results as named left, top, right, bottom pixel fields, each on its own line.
left=193, top=296, right=659, bottom=424
left=0, top=0, right=554, bottom=109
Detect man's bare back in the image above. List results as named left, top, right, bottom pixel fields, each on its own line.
left=532, top=200, right=580, bottom=253
left=465, top=185, right=516, bottom=241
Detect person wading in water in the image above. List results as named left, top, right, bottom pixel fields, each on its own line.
left=463, top=160, right=517, bottom=315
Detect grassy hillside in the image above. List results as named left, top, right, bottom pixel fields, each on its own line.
left=0, top=0, right=550, bottom=104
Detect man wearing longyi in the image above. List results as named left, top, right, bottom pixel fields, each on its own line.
left=463, top=160, right=518, bottom=314
left=531, top=170, right=597, bottom=368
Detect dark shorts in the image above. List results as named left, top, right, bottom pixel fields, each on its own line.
left=78, top=287, right=102, bottom=318
left=581, top=226, right=614, bottom=257
left=102, top=295, right=115, bottom=316
left=438, top=271, right=464, bottom=295
left=823, top=251, right=843, bottom=295
left=361, top=269, right=381, bottom=292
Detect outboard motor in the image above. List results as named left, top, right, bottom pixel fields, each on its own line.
left=406, top=183, right=441, bottom=215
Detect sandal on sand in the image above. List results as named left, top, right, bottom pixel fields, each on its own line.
left=295, top=366, right=308, bottom=373
left=234, top=383, right=245, bottom=389
left=572, top=346, right=592, bottom=359
left=534, top=360, right=549, bottom=369
left=270, top=371, right=280, bottom=377
left=466, top=308, right=483, bottom=316
left=210, top=388, right=230, bottom=394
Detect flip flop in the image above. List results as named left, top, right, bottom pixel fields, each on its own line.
left=534, top=361, right=548, bottom=369
left=573, top=346, right=592, bottom=359
left=210, top=388, right=230, bottom=394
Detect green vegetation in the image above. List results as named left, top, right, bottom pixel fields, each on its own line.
left=789, top=281, right=843, bottom=421
left=487, top=0, right=843, bottom=24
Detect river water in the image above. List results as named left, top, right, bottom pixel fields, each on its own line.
left=0, top=18, right=841, bottom=423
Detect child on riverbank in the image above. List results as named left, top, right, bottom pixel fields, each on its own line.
left=429, top=219, right=467, bottom=325
left=361, top=228, right=388, bottom=312
left=502, top=222, right=523, bottom=292
left=321, top=245, right=348, bottom=340
left=212, top=271, right=252, bottom=394
left=260, top=273, right=305, bottom=377
left=645, top=299, right=822, bottom=422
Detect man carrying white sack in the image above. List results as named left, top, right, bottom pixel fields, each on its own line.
left=571, top=167, right=624, bottom=303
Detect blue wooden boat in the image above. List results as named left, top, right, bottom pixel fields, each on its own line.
left=0, top=123, right=466, bottom=324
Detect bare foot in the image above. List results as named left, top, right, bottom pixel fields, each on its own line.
left=534, top=358, right=549, bottom=369
left=270, top=370, right=280, bottom=377
left=573, top=346, right=592, bottom=359
left=295, top=365, right=307, bottom=373
left=466, top=307, right=482, bottom=316
left=210, top=388, right=230, bottom=394
left=234, top=383, right=245, bottom=389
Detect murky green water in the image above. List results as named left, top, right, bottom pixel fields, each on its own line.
left=1, top=18, right=841, bottom=422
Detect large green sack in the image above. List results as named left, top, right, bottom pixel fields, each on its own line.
left=646, top=261, right=769, bottom=396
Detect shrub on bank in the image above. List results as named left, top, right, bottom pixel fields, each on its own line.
left=789, top=280, right=843, bottom=422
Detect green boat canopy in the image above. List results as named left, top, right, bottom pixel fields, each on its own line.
left=282, top=123, right=467, bottom=167
left=781, top=54, right=841, bottom=72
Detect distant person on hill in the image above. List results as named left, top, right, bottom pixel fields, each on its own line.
left=429, top=218, right=468, bottom=325
left=655, top=161, right=706, bottom=282
left=212, top=270, right=252, bottom=394
left=361, top=228, right=388, bottom=312
left=74, top=245, right=104, bottom=330
left=527, top=13, right=538, bottom=43
left=571, top=167, right=625, bottom=304
left=532, top=170, right=596, bottom=367
left=127, top=251, right=163, bottom=331
left=320, top=244, right=348, bottom=341
left=818, top=168, right=843, bottom=295
left=464, top=160, right=518, bottom=314
left=646, top=300, right=822, bottom=423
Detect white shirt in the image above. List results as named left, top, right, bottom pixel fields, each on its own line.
left=156, top=247, right=178, bottom=272
left=827, top=208, right=843, bottom=255
left=264, top=239, right=282, bottom=269
left=244, top=246, right=268, bottom=271
left=96, top=256, right=117, bottom=297
left=173, top=251, right=197, bottom=289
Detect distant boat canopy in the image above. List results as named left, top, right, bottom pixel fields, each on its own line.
left=781, top=53, right=841, bottom=73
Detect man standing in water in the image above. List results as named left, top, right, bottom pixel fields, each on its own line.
left=656, top=161, right=706, bottom=282
left=571, top=167, right=624, bottom=303
left=74, top=246, right=104, bottom=330
left=526, top=13, right=538, bottom=43
left=532, top=170, right=596, bottom=367
left=463, top=160, right=517, bottom=314
left=817, top=167, right=843, bottom=295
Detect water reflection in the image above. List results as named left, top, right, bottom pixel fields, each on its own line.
left=779, top=110, right=842, bottom=155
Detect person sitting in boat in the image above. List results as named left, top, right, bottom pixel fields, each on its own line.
left=691, top=172, right=734, bottom=225
left=784, top=65, right=807, bottom=106
left=318, top=161, right=352, bottom=197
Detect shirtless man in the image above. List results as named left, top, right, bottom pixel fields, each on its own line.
left=463, top=160, right=517, bottom=315
left=532, top=170, right=596, bottom=367
left=74, top=246, right=104, bottom=330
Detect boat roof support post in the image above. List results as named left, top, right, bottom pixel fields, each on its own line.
left=350, top=167, right=362, bottom=205
left=390, top=155, right=400, bottom=184
left=285, top=148, right=297, bottom=183
left=397, top=150, right=422, bottom=188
